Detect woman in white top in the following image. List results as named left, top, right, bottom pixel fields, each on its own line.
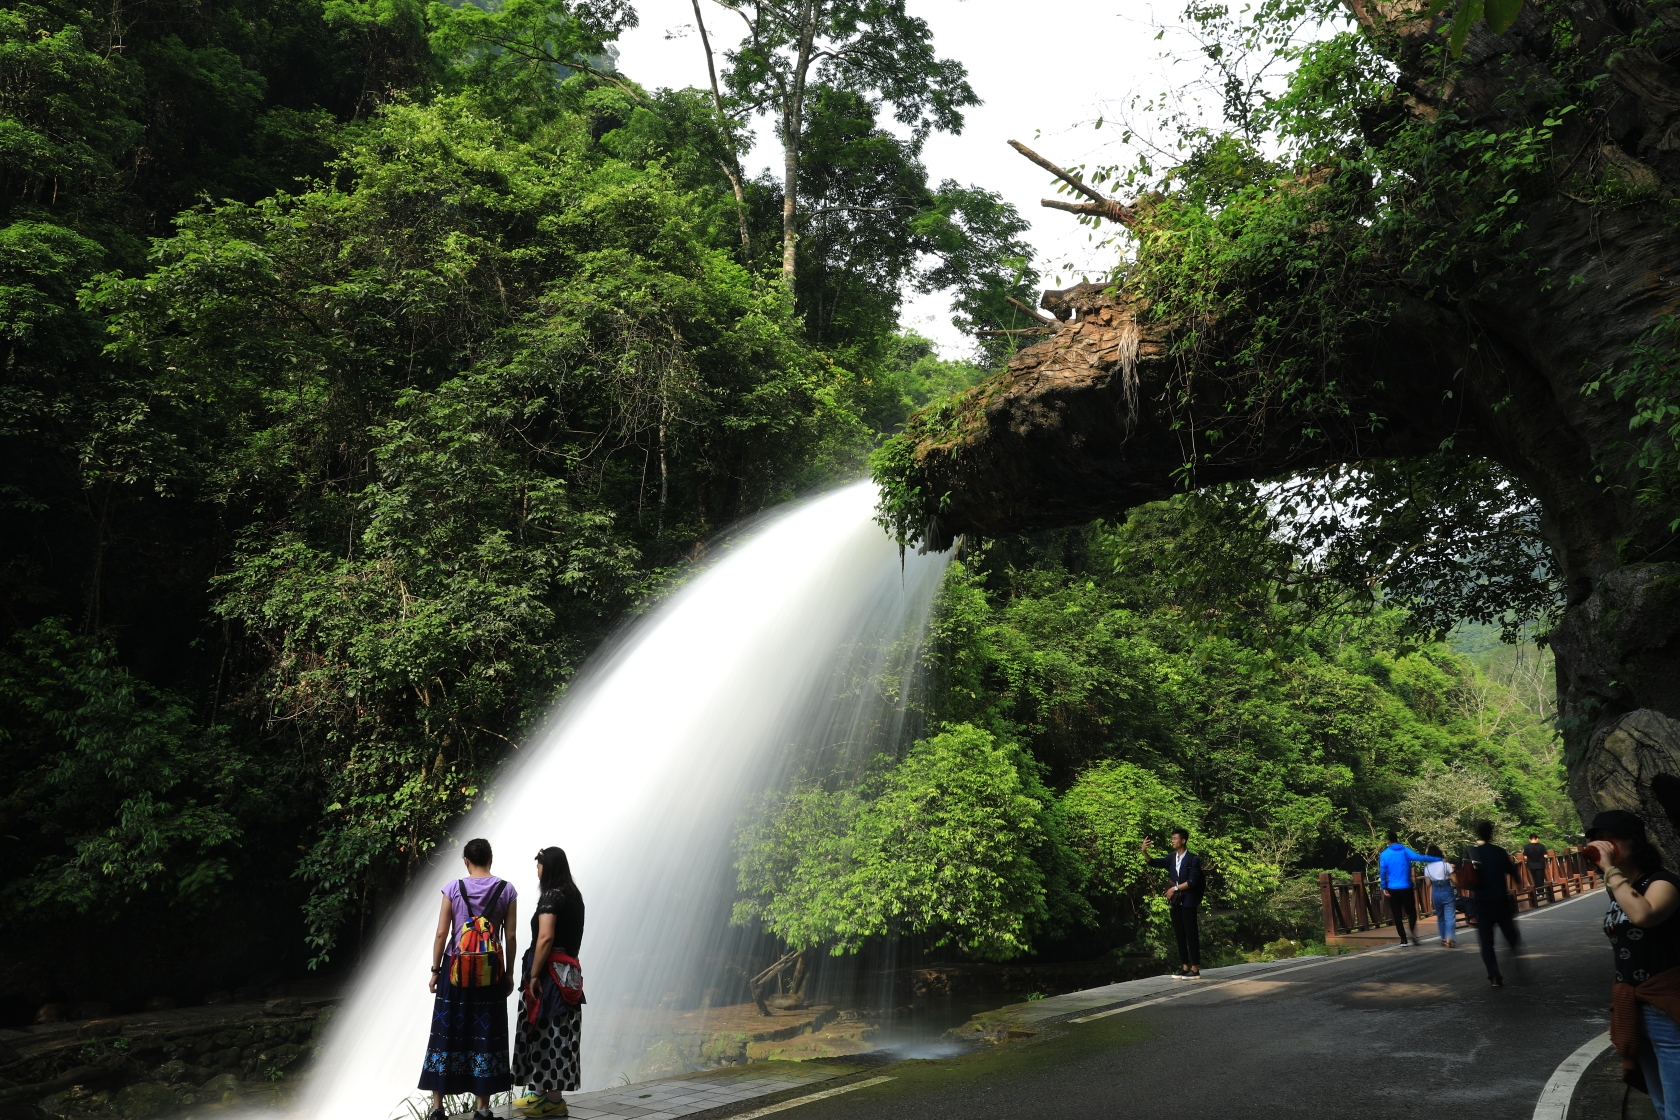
left=1424, top=844, right=1457, bottom=947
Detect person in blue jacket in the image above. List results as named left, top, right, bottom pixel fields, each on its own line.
left=1379, top=831, right=1436, bottom=945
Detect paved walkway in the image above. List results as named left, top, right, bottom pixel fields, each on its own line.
left=486, top=1066, right=848, bottom=1120
left=475, top=893, right=1621, bottom=1120
left=750, top=894, right=1618, bottom=1120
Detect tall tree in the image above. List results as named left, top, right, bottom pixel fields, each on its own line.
left=709, top=0, right=977, bottom=283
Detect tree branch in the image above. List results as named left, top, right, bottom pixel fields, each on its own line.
left=1041, top=197, right=1135, bottom=223
left=1006, top=295, right=1055, bottom=325
left=1008, top=139, right=1110, bottom=205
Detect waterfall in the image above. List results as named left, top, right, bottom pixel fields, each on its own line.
left=303, top=482, right=950, bottom=1118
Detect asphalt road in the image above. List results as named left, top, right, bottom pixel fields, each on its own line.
left=801, top=894, right=1619, bottom=1119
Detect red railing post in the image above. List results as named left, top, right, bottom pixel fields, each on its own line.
left=1320, top=872, right=1338, bottom=940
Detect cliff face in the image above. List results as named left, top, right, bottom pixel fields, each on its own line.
left=890, top=0, right=1680, bottom=851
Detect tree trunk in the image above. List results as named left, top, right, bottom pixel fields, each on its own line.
left=892, top=0, right=1680, bottom=854
left=779, top=0, right=819, bottom=285
left=691, top=0, right=752, bottom=258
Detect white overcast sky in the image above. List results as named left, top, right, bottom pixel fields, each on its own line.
left=614, top=0, right=1191, bottom=355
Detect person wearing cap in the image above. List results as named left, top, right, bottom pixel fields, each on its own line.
left=1465, top=819, right=1523, bottom=986
left=1585, top=809, right=1680, bottom=1118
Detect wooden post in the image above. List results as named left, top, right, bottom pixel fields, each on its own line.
left=1320, top=873, right=1338, bottom=939
left=1351, top=871, right=1373, bottom=928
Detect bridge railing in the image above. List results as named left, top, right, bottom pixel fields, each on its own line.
left=1318, top=849, right=1602, bottom=944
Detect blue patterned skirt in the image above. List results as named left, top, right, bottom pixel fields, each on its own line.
left=417, top=976, right=512, bottom=1096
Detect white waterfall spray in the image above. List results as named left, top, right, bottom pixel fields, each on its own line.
left=303, top=482, right=949, bottom=1118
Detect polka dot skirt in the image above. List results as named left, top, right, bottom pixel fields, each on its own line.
left=513, top=1000, right=581, bottom=1093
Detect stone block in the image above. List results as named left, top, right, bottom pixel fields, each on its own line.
left=114, top=1083, right=178, bottom=1119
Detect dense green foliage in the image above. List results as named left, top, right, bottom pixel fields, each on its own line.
left=737, top=492, right=1570, bottom=961
left=0, top=0, right=1578, bottom=1007
left=0, top=0, right=1034, bottom=996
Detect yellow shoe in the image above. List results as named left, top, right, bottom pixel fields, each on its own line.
left=519, top=1098, right=567, bottom=1117
left=511, top=1094, right=544, bottom=1113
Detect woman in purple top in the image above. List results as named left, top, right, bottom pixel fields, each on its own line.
left=419, top=838, right=518, bottom=1120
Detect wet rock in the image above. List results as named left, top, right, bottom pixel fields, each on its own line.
left=262, top=999, right=301, bottom=1018
left=38, top=1086, right=114, bottom=1119
left=36, top=1004, right=70, bottom=1024
left=72, top=1005, right=114, bottom=1022
left=698, top=1032, right=748, bottom=1064
left=77, top=1021, right=123, bottom=1040
left=142, top=997, right=177, bottom=1012
left=114, top=1083, right=177, bottom=1119
left=152, top=1060, right=196, bottom=1084
left=201, top=992, right=232, bottom=1006
left=199, top=1073, right=242, bottom=1100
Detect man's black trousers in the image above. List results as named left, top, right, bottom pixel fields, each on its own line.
left=1171, top=905, right=1201, bottom=969
left=1475, top=898, right=1522, bottom=979
left=1387, top=888, right=1418, bottom=942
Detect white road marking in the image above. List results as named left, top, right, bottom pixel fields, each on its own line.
left=1532, top=1031, right=1612, bottom=1120
left=726, top=1077, right=894, bottom=1119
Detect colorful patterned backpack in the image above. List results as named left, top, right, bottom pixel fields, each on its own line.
left=447, top=879, right=507, bottom=988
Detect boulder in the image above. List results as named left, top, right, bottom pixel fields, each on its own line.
left=152, top=1060, right=192, bottom=1085
left=198, top=1073, right=242, bottom=1099
left=36, top=1004, right=69, bottom=1024
left=77, top=1021, right=122, bottom=1040
left=262, top=998, right=301, bottom=1018
left=114, top=1083, right=177, bottom=1119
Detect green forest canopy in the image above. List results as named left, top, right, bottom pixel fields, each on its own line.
left=0, top=0, right=1574, bottom=1011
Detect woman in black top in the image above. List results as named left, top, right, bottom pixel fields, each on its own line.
left=1586, top=810, right=1680, bottom=1118
left=511, top=847, right=585, bottom=1117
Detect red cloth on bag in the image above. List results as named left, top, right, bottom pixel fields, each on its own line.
left=1611, top=970, right=1680, bottom=1090
left=526, top=952, right=583, bottom=1022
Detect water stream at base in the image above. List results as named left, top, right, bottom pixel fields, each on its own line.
left=304, top=482, right=950, bottom=1119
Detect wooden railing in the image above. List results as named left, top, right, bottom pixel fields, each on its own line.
left=1319, top=848, right=1603, bottom=944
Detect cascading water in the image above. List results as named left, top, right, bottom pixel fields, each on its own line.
left=304, top=482, right=950, bottom=1119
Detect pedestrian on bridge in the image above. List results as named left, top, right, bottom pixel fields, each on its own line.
left=1143, top=828, right=1204, bottom=979
left=1378, top=831, right=1433, bottom=945
left=1522, top=833, right=1550, bottom=894
left=1423, top=845, right=1457, bottom=947
left=1586, top=809, right=1680, bottom=1120
left=1464, top=820, right=1522, bottom=987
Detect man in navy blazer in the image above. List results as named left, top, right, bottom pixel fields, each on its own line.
left=1143, top=828, right=1205, bottom=978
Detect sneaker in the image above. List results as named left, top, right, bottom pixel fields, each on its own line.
left=512, top=1096, right=543, bottom=1113
left=1489, top=976, right=1503, bottom=988
left=519, top=1099, right=567, bottom=1118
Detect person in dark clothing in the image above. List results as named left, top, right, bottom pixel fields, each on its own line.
left=1523, top=834, right=1551, bottom=895
left=1143, top=828, right=1205, bottom=979
left=1585, top=810, right=1680, bottom=1120
left=512, top=847, right=585, bottom=1118
left=1466, top=820, right=1523, bottom=986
